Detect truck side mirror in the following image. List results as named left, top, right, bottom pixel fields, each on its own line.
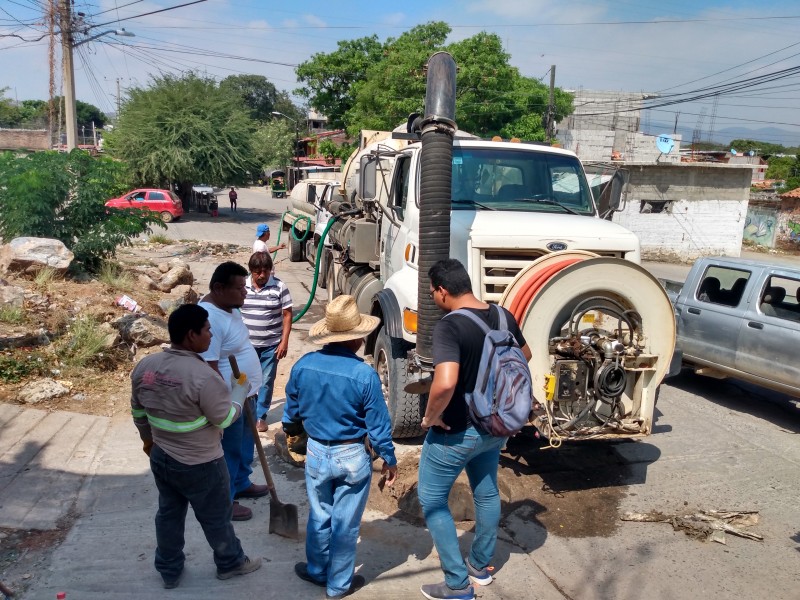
left=359, top=155, right=378, bottom=201
left=598, top=168, right=629, bottom=219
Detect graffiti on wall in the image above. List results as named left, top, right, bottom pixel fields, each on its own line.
left=743, top=207, right=777, bottom=247
left=786, top=220, right=800, bottom=240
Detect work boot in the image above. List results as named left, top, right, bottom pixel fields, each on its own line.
left=294, top=562, right=325, bottom=587
left=231, top=501, right=252, bottom=521
left=234, top=483, right=269, bottom=499
left=216, top=556, right=262, bottom=580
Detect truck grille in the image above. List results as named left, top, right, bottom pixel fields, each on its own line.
left=478, top=249, right=624, bottom=303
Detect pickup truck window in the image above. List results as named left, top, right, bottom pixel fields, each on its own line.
left=697, top=266, right=751, bottom=307
left=450, top=147, right=594, bottom=215
left=760, top=276, right=800, bottom=321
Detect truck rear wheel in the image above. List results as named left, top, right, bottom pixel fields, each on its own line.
left=288, top=235, right=304, bottom=262
left=374, top=326, right=423, bottom=438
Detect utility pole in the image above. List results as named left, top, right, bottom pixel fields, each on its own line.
left=59, top=0, right=78, bottom=150
left=547, top=64, right=556, bottom=142
left=116, top=77, right=121, bottom=115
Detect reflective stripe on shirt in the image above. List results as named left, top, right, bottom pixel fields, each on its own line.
left=146, top=413, right=209, bottom=433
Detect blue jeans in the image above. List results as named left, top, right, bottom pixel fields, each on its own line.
left=255, top=345, right=279, bottom=421
left=149, top=444, right=245, bottom=580
left=304, top=438, right=372, bottom=597
left=221, top=396, right=256, bottom=499
left=417, top=425, right=507, bottom=590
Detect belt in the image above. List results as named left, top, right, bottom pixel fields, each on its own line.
left=309, top=436, right=365, bottom=446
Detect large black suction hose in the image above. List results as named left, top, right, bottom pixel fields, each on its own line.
left=416, top=51, right=457, bottom=367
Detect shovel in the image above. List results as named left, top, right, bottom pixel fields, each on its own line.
left=228, top=356, right=299, bottom=540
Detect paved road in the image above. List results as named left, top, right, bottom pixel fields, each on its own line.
left=7, top=189, right=800, bottom=598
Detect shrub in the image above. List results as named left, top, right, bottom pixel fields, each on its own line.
left=34, top=266, right=59, bottom=291
left=0, top=352, right=47, bottom=383
left=0, top=305, right=24, bottom=324
left=148, top=233, right=172, bottom=245
left=59, top=315, right=107, bottom=367
left=0, top=150, right=164, bottom=271
left=99, top=261, right=134, bottom=291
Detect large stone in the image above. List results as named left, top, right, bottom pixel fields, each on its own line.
left=157, top=264, right=194, bottom=292
left=0, top=237, right=74, bottom=275
left=0, top=328, right=51, bottom=350
left=0, top=283, right=25, bottom=308
left=17, top=378, right=70, bottom=404
left=113, top=314, right=169, bottom=347
left=137, top=273, right=158, bottom=291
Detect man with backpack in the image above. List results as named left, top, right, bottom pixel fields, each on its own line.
left=418, top=258, right=532, bottom=600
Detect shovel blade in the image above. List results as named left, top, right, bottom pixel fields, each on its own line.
left=269, top=499, right=299, bottom=540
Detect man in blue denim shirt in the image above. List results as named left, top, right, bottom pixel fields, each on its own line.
left=283, top=295, right=398, bottom=599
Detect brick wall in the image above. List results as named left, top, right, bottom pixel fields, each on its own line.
left=0, top=129, right=49, bottom=151
left=612, top=163, right=753, bottom=261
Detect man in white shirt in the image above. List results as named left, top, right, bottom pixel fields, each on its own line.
left=253, top=223, right=286, bottom=254
left=200, top=261, right=267, bottom=522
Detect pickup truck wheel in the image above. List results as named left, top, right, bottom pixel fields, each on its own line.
left=374, top=326, right=424, bottom=438
left=288, top=235, right=304, bottom=262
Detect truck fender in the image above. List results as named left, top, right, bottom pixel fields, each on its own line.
left=366, top=289, right=403, bottom=355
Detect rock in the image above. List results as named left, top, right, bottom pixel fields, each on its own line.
left=157, top=285, right=199, bottom=316
left=0, top=283, right=25, bottom=308
left=0, top=237, right=74, bottom=275
left=137, top=273, right=158, bottom=291
left=99, top=322, right=122, bottom=348
left=0, top=329, right=51, bottom=350
left=157, top=262, right=170, bottom=273
left=113, top=314, right=169, bottom=347
left=71, top=393, right=87, bottom=402
left=168, top=258, right=189, bottom=270
left=157, top=264, right=194, bottom=292
left=18, top=378, right=70, bottom=404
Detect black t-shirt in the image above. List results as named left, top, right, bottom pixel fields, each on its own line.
left=431, top=304, right=527, bottom=433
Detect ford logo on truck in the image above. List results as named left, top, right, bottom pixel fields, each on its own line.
left=547, top=242, right=568, bottom=251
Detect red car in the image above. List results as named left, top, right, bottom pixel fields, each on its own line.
left=105, top=188, right=184, bottom=223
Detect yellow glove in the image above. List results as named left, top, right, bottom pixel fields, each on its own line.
left=230, top=372, right=248, bottom=408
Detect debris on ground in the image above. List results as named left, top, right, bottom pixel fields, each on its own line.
left=622, top=509, right=763, bottom=544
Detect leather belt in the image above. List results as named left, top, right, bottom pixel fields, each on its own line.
left=309, top=436, right=365, bottom=446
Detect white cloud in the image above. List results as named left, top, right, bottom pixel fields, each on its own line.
left=303, top=14, right=327, bottom=28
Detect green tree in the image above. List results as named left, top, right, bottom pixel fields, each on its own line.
left=252, top=119, right=295, bottom=172
left=220, top=74, right=279, bottom=121
left=0, top=88, right=22, bottom=127
left=296, top=34, right=384, bottom=129
left=729, top=139, right=785, bottom=156
left=108, top=73, right=257, bottom=191
left=296, top=22, right=573, bottom=138
left=0, top=150, right=162, bottom=270
left=76, top=100, right=107, bottom=131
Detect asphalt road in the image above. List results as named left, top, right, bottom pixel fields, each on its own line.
left=155, top=187, right=800, bottom=599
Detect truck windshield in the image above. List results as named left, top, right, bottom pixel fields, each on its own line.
left=450, top=147, right=595, bottom=215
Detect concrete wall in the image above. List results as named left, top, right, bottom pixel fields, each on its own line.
left=743, top=205, right=778, bottom=248
left=776, top=198, right=800, bottom=250
left=559, top=129, right=682, bottom=163
left=611, top=162, right=753, bottom=261
left=0, top=128, right=49, bottom=151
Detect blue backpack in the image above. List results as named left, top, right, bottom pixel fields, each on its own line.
left=445, top=305, right=533, bottom=437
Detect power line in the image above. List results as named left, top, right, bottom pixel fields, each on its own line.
left=85, top=0, right=207, bottom=31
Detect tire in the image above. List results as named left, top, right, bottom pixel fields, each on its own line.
left=373, top=326, right=424, bottom=438
left=160, top=211, right=174, bottom=223
left=317, top=247, right=329, bottom=289
left=288, top=235, right=303, bottom=262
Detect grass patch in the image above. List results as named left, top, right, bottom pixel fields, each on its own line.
left=0, top=305, right=25, bottom=324
left=148, top=233, right=172, bottom=245
left=98, top=261, right=135, bottom=291
left=59, top=316, right=107, bottom=367
left=0, top=351, right=48, bottom=383
left=34, top=266, right=59, bottom=291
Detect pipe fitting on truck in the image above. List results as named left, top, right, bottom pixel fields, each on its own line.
left=416, top=51, right=458, bottom=367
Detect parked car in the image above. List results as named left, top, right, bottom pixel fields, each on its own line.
left=662, top=256, right=800, bottom=397
left=105, top=188, right=184, bottom=223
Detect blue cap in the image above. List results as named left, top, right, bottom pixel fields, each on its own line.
left=256, top=224, right=269, bottom=238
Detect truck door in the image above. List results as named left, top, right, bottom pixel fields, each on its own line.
left=380, top=155, right=412, bottom=282
left=678, top=265, right=751, bottom=368
left=735, top=271, right=800, bottom=391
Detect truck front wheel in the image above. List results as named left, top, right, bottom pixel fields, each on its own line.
left=373, top=326, right=424, bottom=439
left=288, top=235, right=304, bottom=262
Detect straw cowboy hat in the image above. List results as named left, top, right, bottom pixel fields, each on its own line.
left=308, top=295, right=381, bottom=344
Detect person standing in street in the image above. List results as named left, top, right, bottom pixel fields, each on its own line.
left=228, top=187, right=238, bottom=212
left=200, top=261, right=268, bottom=522
left=131, top=304, right=262, bottom=588
left=283, top=295, right=398, bottom=600
left=418, top=259, right=531, bottom=600
left=253, top=223, right=286, bottom=254
left=241, top=251, right=293, bottom=432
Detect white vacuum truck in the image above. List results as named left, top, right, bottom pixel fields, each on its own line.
left=295, top=52, right=676, bottom=443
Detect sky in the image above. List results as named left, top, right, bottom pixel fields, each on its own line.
left=2, top=0, right=800, bottom=146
